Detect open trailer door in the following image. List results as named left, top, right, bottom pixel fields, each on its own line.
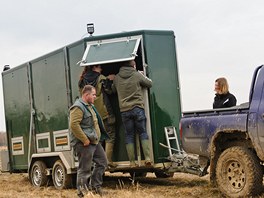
left=80, top=36, right=141, bottom=66
left=77, top=35, right=155, bottom=171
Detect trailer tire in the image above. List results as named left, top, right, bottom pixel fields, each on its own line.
left=154, top=171, right=174, bottom=178
left=30, top=160, right=48, bottom=187
left=129, top=171, right=147, bottom=178
left=216, top=146, right=263, bottom=197
left=52, top=160, right=71, bottom=189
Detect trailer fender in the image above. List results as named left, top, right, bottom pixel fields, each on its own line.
left=29, top=151, right=75, bottom=175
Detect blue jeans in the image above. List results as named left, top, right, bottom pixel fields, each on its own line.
left=74, top=142, right=107, bottom=192
left=121, top=107, right=149, bottom=144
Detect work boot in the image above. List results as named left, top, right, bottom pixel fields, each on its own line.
left=105, top=142, right=117, bottom=168
left=94, top=187, right=107, bottom=197
left=77, top=191, right=84, bottom=198
left=126, top=143, right=137, bottom=167
left=141, top=139, right=152, bottom=166
left=77, top=183, right=90, bottom=197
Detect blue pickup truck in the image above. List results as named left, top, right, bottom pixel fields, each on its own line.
left=180, top=65, right=264, bottom=197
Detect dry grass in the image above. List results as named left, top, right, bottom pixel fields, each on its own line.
left=0, top=145, right=209, bottom=197
left=1, top=167, right=264, bottom=197
left=2, top=170, right=264, bottom=198
left=0, top=146, right=7, bottom=151
left=0, top=172, right=224, bottom=198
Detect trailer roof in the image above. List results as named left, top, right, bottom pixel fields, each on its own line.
left=1, top=30, right=174, bottom=74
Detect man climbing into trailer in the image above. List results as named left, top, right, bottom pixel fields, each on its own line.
left=112, top=60, right=153, bottom=167
left=69, top=85, right=108, bottom=197
left=78, top=65, right=117, bottom=168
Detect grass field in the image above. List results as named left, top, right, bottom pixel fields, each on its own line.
left=0, top=171, right=223, bottom=198
left=1, top=147, right=264, bottom=198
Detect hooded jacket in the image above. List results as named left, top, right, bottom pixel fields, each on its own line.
left=113, top=66, right=152, bottom=112
left=78, top=71, right=113, bottom=120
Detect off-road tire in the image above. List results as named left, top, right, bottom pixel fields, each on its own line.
left=30, top=160, right=48, bottom=187
left=216, top=146, right=263, bottom=197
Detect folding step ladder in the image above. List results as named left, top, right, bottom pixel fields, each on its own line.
left=160, top=126, right=205, bottom=177
left=164, top=126, right=182, bottom=156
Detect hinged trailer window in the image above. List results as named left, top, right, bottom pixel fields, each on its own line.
left=80, top=36, right=141, bottom=66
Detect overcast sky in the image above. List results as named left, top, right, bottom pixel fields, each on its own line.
left=0, top=0, right=264, bottom=131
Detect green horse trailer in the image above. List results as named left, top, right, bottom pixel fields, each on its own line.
left=2, top=30, right=195, bottom=189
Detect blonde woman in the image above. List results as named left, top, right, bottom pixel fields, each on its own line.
left=213, top=77, right=237, bottom=108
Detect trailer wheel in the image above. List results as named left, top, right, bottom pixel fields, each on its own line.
left=30, top=160, right=48, bottom=187
left=52, top=160, right=71, bottom=189
left=216, top=146, right=263, bottom=197
left=154, top=171, right=174, bottom=178
left=129, top=171, right=147, bottom=178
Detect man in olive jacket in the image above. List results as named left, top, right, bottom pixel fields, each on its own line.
left=69, top=85, right=108, bottom=197
left=112, top=60, right=152, bottom=167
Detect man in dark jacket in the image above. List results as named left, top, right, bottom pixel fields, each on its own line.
left=112, top=60, right=152, bottom=167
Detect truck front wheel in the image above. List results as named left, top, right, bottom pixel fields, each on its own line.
left=216, top=146, right=263, bottom=197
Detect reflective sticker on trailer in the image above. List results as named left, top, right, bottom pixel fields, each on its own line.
left=11, top=136, right=24, bottom=155
left=53, top=129, right=70, bottom=151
